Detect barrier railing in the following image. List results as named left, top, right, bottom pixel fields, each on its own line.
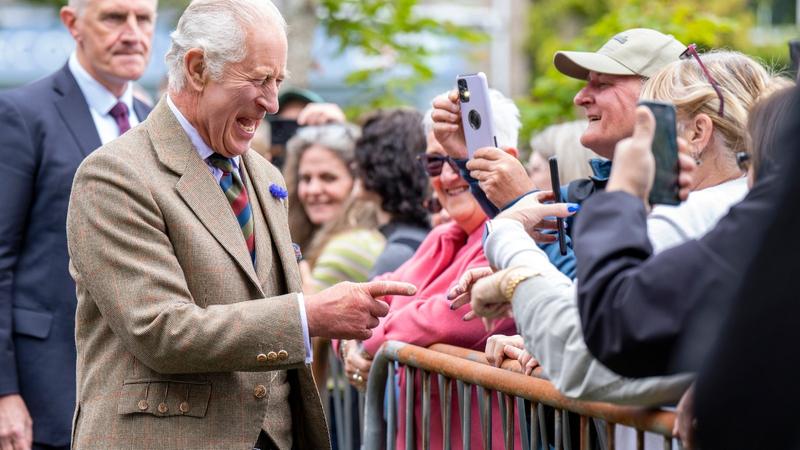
left=363, top=341, right=677, bottom=450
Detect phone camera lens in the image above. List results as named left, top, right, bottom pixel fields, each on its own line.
left=468, top=109, right=481, bottom=130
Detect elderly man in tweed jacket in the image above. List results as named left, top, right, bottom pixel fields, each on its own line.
left=65, top=1, right=415, bottom=449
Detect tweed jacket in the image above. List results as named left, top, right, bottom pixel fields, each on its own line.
left=66, top=99, right=329, bottom=449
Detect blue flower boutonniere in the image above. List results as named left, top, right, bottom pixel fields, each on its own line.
left=269, top=183, right=288, bottom=200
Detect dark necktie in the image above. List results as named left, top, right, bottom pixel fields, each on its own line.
left=207, top=154, right=255, bottom=262
left=109, top=101, right=131, bottom=135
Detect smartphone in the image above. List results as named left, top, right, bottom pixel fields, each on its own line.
left=456, top=72, right=497, bottom=158
left=268, top=117, right=300, bottom=147
left=548, top=156, right=567, bottom=255
left=639, top=100, right=680, bottom=205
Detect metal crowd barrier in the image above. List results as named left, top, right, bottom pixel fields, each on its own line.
left=323, top=345, right=365, bottom=450
left=363, top=341, right=678, bottom=450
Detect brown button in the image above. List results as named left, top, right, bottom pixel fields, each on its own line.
left=137, top=400, right=149, bottom=411
left=266, top=351, right=278, bottom=362
left=254, top=384, right=267, bottom=399
left=256, top=353, right=268, bottom=362
left=179, top=402, right=190, bottom=414
left=277, top=350, right=288, bottom=361
left=157, top=402, right=169, bottom=414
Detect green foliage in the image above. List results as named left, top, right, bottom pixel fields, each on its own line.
left=519, top=0, right=790, bottom=148
left=318, top=0, right=487, bottom=117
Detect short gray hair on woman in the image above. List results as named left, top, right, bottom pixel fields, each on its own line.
left=165, top=0, right=286, bottom=92
left=423, top=88, right=521, bottom=149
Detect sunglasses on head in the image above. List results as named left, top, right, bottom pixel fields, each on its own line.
left=680, top=44, right=725, bottom=117
left=416, top=154, right=460, bottom=177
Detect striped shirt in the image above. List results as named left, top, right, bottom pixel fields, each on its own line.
left=312, top=228, right=386, bottom=289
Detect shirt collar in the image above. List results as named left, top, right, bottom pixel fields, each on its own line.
left=68, top=52, right=135, bottom=118
left=589, top=158, right=612, bottom=181
left=166, top=95, right=240, bottom=169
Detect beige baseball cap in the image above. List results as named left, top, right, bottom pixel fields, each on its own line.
left=554, top=28, right=686, bottom=80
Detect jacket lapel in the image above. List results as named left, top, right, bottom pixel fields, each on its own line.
left=243, top=152, right=302, bottom=293
left=52, top=65, right=102, bottom=157
left=133, top=98, right=152, bottom=122
left=146, top=100, right=261, bottom=291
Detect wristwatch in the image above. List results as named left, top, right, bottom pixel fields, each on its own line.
left=500, top=266, right=540, bottom=301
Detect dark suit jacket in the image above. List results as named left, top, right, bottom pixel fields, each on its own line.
left=0, top=63, right=150, bottom=446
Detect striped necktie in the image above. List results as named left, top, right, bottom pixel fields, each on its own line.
left=207, top=154, right=255, bottom=262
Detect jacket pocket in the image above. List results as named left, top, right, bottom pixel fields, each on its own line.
left=117, top=379, right=211, bottom=418
left=12, top=308, right=53, bottom=339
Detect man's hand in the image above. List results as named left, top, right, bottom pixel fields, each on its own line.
left=496, top=191, right=578, bottom=242
left=0, top=394, right=32, bottom=450
left=342, top=341, right=372, bottom=392
left=305, top=281, right=416, bottom=340
left=430, top=90, right=468, bottom=158
left=296, top=103, right=346, bottom=126
left=606, top=106, right=695, bottom=206
left=467, top=147, right=535, bottom=208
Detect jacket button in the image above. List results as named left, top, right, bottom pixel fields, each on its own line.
left=256, top=353, right=268, bottom=362
left=266, top=351, right=278, bottom=361
left=254, top=384, right=267, bottom=399
left=277, top=350, right=288, bottom=360
left=137, top=400, right=149, bottom=411
left=157, top=402, right=169, bottom=414
left=179, top=402, right=190, bottom=414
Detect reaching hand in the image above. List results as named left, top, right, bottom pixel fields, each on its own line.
left=467, top=147, right=535, bottom=208
left=305, top=280, right=416, bottom=340
left=0, top=394, right=32, bottom=450
left=496, top=191, right=579, bottom=242
left=607, top=106, right=695, bottom=206
left=448, top=266, right=495, bottom=310
left=342, top=341, right=372, bottom=391
left=430, top=90, right=468, bottom=159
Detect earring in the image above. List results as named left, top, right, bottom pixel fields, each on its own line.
left=690, top=150, right=703, bottom=166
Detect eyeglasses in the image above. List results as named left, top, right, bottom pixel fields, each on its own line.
left=680, top=44, right=725, bottom=117
left=417, top=154, right=460, bottom=177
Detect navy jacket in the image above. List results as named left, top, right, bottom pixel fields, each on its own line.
left=0, top=64, right=150, bottom=446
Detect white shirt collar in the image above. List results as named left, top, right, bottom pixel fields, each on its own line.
left=166, top=95, right=240, bottom=169
left=68, top=52, right=135, bottom=118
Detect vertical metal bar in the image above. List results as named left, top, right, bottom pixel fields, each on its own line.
left=664, top=435, right=673, bottom=450
left=481, top=387, right=492, bottom=450
left=554, top=409, right=562, bottom=450
left=516, top=398, right=529, bottom=450
left=421, top=370, right=431, bottom=450
left=344, top=369, right=353, bottom=450
left=564, top=411, right=572, bottom=450
left=537, top=403, right=549, bottom=450
left=503, top=394, right=514, bottom=450
left=456, top=380, right=465, bottom=431
left=636, top=430, right=644, bottom=450
left=605, top=422, right=615, bottom=450
left=331, top=357, right=345, bottom=450
left=498, top=392, right=507, bottom=437
left=529, top=402, right=539, bottom=450
left=443, top=377, right=453, bottom=450
left=358, top=391, right=365, bottom=446
left=387, top=362, right=396, bottom=450
left=579, top=416, right=589, bottom=450
left=405, top=366, right=415, bottom=450
left=462, top=383, right=472, bottom=450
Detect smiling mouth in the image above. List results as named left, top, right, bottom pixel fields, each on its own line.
left=237, top=118, right=257, bottom=134
left=587, top=114, right=601, bottom=122
left=444, top=186, right=469, bottom=197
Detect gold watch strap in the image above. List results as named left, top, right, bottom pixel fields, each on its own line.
left=501, top=267, right=541, bottom=301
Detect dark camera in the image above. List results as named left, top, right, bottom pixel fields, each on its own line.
left=457, top=78, right=470, bottom=103
left=467, top=109, right=481, bottom=130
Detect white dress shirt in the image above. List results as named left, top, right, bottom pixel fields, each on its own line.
left=166, top=96, right=312, bottom=364
left=68, top=52, right=140, bottom=145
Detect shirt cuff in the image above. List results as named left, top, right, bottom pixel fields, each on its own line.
left=297, top=293, right=313, bottom=364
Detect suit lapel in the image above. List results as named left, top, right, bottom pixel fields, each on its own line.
left=133, top=98, right=152, bottom=122
left=146, top=100, right=262, bottom=291
left=243, top=152, right=302, bottom=293
left=52, top=65, right=102, bottom=157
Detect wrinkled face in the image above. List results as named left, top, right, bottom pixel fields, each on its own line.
left=66, top=0, right=157, bottom=91
left=297, top=145, right=354, bottom=225
left=573, top=72, right=642, bottom=159
left=528, top=152, right=552, bottom=190
left=194, top=25, right=287, bottom=158
left=426, top=131, right=485, bottom=232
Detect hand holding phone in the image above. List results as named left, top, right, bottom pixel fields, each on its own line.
left=548, top=156, right=567, bottom=255
left=456, top=72, right=497, bottom=158
left=638, top=100, right=681, bottom=205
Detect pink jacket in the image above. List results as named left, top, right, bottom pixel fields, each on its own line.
left=363, top=220, right=519, bottom=450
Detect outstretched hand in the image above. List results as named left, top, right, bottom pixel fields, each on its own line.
left=305, top=280, right=416, bottom=340
left=496, top=191, right=579, bottom=242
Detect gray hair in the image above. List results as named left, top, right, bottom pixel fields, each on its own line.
left=529, top=120, right=601, bottom=184
left=423, top=88, right=521, bottom=149
left=165, top=0, right=286, bottom=92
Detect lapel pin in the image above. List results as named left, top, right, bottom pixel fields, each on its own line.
left=269, top=183, right=288, bottom=200
left=292, top=243, right=303, bottom=262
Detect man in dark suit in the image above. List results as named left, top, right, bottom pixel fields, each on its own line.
left=0, top=0, right=157, bottom=448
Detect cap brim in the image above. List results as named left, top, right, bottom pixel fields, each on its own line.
left=554, top=51, right=637, bottom=80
